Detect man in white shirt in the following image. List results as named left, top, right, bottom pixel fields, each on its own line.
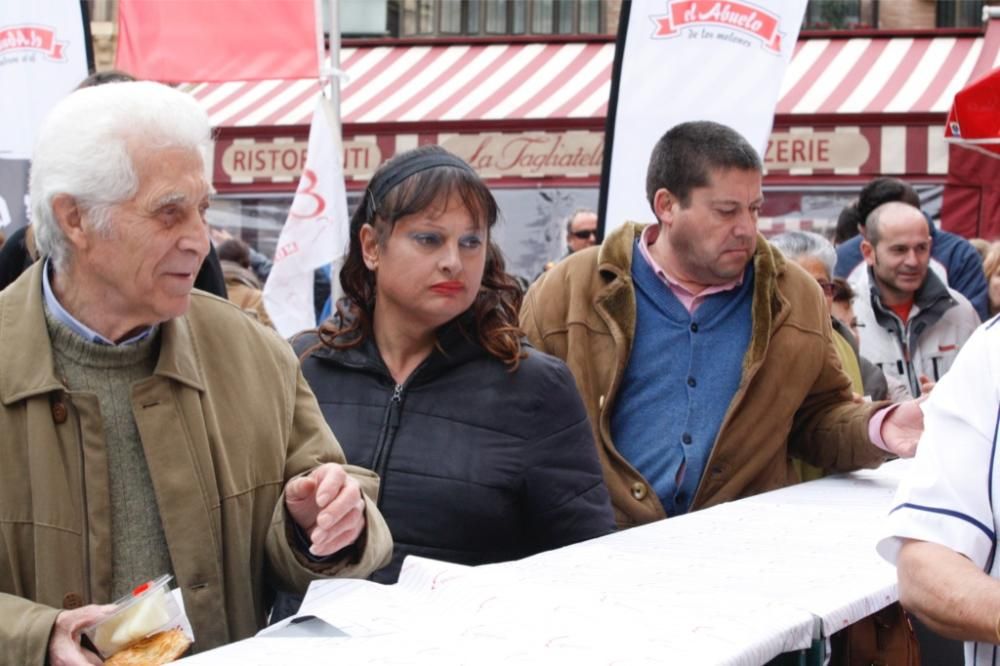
left=879, top=315, right=1000, bottom=665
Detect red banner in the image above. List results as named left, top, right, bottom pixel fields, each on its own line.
left=116, top=0, right=318, bottom=82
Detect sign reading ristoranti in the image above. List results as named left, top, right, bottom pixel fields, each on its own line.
left=218, top=138, right=381, bottom=184
left=601, top=0, right=808, bottom=234
left=0, top=1, right=88, bottom=233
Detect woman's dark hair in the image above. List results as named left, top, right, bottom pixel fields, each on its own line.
left=316, top=145, right=525, bottom=368
left=832, top=277, right=855, bottom=304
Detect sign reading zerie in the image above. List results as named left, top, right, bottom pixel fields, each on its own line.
left=650, top=1, right=785, bottom=53
left=0, top=24, right=68, bottom=61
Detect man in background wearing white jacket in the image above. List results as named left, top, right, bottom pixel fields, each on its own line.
left=855, top=201, right=979, bottom=398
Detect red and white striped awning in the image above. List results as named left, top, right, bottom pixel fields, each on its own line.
left=182, top=33, right=997, bottom=129
left=777, top=34, right=996, bottom=115
left=182, top=41, right=615, bottom=128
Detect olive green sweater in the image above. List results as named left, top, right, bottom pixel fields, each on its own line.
left=44, top=309, right=173, bottom=599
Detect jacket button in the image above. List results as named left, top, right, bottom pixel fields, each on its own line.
left=62, top=593, right=83, bottom=609
left=52, top=401, right=68, bottom=424
left=690, top=322, right=698, bottom=333
left=631, top=482, right=647, bottom=500
left=682, top=432, right=693, bottom=445
left=687, top=376, right=696, bottom=388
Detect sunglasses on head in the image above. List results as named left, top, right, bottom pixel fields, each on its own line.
left=571, top=230, right=598, bottom=240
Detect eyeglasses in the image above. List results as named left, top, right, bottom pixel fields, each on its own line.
left=816, top=281, right=836, bottom=296
left=571, top=230, right=598, bottom=240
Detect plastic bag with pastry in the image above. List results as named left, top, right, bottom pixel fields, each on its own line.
left=83, top=575, right=195, bottom=659
left=103, top=628, right=191, bottom=666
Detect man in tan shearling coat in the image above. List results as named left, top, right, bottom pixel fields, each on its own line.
left=0, top=82, right=392, bottom=664
left=521, top=121, right=924, bottom=528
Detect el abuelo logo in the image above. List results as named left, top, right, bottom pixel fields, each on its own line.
left=651, top=1, right=784, bottom=53
left=0, top=25, right=68, bottom=61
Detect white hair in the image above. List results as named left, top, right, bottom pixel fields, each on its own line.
left=769, top=230, right=837, bottom=277
left=30, top=81, right=213, bottom=271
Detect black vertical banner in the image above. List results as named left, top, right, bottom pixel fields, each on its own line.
left=595, top=0, right=631, bottom=243
left=80, top=0, right=95, bottom=73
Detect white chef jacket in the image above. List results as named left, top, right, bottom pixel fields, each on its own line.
left=879, top=315, right=1000, bottom=665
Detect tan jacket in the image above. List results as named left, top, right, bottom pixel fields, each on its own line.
left=0, top=263, right=392, bottom=662
left=521, top=223, right=886, bottom=527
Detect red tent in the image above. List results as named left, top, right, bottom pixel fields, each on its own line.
left=941, top=143, right=1000, bottom=240
left=942, top=46, right=1000, bottom=240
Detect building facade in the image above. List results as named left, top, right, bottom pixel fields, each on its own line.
left=86, top=0, right=1000, bottom=278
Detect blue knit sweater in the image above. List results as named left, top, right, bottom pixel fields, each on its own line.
left=611, top=242, right=753, bottom=515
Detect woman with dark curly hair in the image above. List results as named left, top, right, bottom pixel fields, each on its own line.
left=293, top=146, right=615, bottom=584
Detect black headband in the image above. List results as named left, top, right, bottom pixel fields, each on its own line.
left=368, top=151, right=477, bottom=207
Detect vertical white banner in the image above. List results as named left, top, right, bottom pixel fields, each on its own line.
left=264, top=95, right=350, bottom=338
left=0, top=0, right=89, bottom=232
left=602, top=0, right=807, bottom=235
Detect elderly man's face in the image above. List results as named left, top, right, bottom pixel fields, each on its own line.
left=79, top=147, right=210, bottom=327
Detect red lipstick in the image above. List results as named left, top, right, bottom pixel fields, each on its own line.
left=430, top=280, right=464, bottom=295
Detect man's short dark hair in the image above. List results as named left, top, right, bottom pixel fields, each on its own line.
left=857, top=177, right=921, bottom=223
left=645, top=120, right=762, bottom=210
left=834, top=203, right=862, bottom=245
left=217, top=238, right=252, bottom=269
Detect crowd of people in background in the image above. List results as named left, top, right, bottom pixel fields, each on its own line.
left=4, top=76, right=1000, bottom=665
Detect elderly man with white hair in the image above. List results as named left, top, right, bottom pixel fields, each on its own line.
left=0, top=81, right=392, bottom=663
left=769, top=230, right=892, bottom=403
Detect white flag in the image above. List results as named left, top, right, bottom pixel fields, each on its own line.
left=601, top=0, right=808, bottom=236
left=264, top=95, right=349, bottom=338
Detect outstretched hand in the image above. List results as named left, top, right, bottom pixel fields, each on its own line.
left=284, top=463, right=366, bottom=557
left=881, top=399, right=925, bottom=458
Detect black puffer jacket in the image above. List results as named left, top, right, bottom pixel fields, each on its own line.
left=295, top=321, right=615, bottom=583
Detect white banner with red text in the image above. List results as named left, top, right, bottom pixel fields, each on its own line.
left=264, top=95, right=350, bottom=338
left=0, top=0, right=89, bottom=232
left=601, top=0, right=808, bottom=235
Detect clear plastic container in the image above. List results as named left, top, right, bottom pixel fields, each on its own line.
left=83, top=574, right=189, bottom=659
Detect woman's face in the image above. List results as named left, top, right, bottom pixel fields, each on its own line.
left=363, top=193, right=487, bottom=333
left=990, top=269, right=1000, bottom=313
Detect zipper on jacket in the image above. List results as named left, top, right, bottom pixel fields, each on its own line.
left=874, top=295, right=929, bottom=397
left=369, top=383, right=404, bottom=503
left=899, top=319, right=919, bottom=396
